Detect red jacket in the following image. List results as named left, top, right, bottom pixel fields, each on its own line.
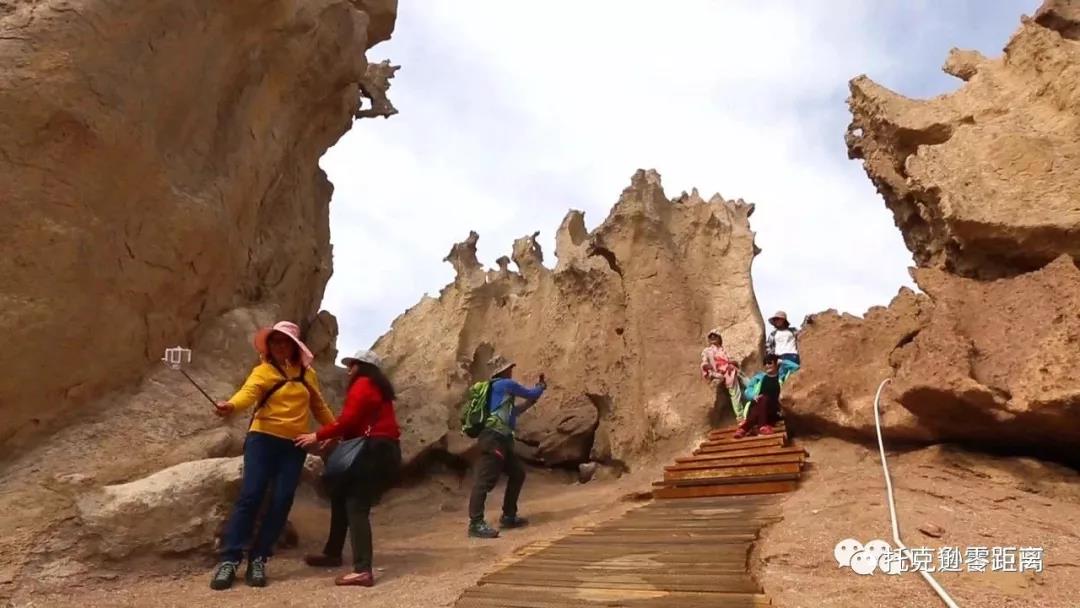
left=315, top=377, right=401, bottom=441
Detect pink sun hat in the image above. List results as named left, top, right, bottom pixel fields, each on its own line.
left=253, top=321, right=314, bottom=367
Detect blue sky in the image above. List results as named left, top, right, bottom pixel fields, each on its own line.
left=320, top=0, right=1040, bottom=360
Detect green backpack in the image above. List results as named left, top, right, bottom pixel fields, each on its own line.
left=460, top=381, right=493, bottom=438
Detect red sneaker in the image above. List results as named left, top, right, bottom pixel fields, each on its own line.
left=335, top=570, right=374, bottom=587
left=758, top=425, right=775, bottom=436
left=733, top=428, right=748, bottom=439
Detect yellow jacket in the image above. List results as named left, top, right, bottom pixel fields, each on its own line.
left=227, top=361, right=336, bottom=440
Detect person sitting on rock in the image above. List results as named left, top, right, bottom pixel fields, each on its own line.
left=209, top=321, right=336, bottom=591
left=468, top=356, right=547, bottom=539
left=766, top=311, right=801, bottom=366
left=701, top=328, right=747, bottom=422
left=734, top=354, right=799, bottom=439
left=296, top=349, right=401, bottom=588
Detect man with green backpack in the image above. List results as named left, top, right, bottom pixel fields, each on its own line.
left=460, top=355, right=547, bottom=539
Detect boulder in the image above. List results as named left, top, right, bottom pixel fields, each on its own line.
left=76, top=457, right=243, bottom=558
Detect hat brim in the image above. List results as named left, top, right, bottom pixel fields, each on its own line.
left=492, top=362, right=516, bottom=377
left=254, top=327, right=314, bottom=367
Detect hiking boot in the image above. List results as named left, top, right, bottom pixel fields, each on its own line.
left=209, top=561, right=239, bottom=591
left=335, top=570, right=375, bottom=587
left=245, top=556, right=268, bottom=587
left=758, top=425, right=775, bottom=436
left=468, top=520, right=500, bottom=539
left=304, top=554, right=343, bottom=568
left=499, top=514, right=529, bottom=529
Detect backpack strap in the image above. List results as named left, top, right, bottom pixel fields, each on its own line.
left=248, top=362, right=311, bottom=429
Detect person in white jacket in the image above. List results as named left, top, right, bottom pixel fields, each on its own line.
left=765, top=311, right=800, bottom=366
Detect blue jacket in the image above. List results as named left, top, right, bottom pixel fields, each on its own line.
left=743, top=359, right=800, bottom=402
left=484, top=378, right=545, bottom=436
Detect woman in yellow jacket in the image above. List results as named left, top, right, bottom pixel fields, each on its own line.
left=209, top=321, right=335, bottom=591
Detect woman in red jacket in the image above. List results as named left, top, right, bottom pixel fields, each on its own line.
left=295, top=349, right=401, bottom=587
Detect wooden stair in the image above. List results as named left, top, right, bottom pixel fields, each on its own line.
left=452, top=424, right=808, bottom=607
left=454, top=495, right=784, bottom=607
left=651, top=423, right=809, bottom=499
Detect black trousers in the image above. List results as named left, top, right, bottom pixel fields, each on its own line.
left=468, top=430, right=525, bottom=523
left=321, top=438, right=401, bottom=572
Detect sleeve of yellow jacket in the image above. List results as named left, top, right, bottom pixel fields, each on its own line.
left=227, top=364, right=336, bottom=426
left=227, top=365, right=274, bottom=412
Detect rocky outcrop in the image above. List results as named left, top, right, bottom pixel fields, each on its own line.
left=0, top=0, right=398, bottom=456
left=374, top=170, right=765, bottom=468
left=786, top=257, right=1080, bottom=461
left=787, top=0, right=1080, bottom=463
left=846, top=0, right=1080, bottom=279
left=0, top=0, right=397, bottom=588
left=77, top=458, right=243, bottom=558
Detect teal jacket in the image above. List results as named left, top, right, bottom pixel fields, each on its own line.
left=743, top=359, right=800, bottom=402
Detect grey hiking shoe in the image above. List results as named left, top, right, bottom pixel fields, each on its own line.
left=245, top=556, right=268, bottom=587
left=468, top=520, right=500, bottom=539
left=499, top=514, right=529, bottom=529
left=210, top=561, right=239, bottom=590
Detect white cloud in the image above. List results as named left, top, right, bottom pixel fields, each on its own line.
left=321, top=0, right=1040, bottom=358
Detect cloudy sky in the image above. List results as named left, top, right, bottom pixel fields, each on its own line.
left=321, top=0, right=1039, bottom=359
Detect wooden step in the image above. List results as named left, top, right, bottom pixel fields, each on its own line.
left=653, top=471, right=800, bottom=489
left=701, top=432, right=787, bottom=447
left=478, top=571, right=760, bottom=594
left=653, top=479, right=798, bottom=499
left=666, top=452, right=804, bottom=471
left=695, top=437, right=786, bottom=454
left=709, top=423, right=785, bottom=437
left=664, top=462, right=802, bottom=482
left=458, top=584, right=773, bottom=607
left=677, top=445, right=807, bottom=462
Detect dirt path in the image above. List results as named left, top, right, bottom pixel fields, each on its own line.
left=10, top=468, right=656, bottom=608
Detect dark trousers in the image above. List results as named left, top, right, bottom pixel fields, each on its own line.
left=321, top=438, right=401, bottom=573
left=468, top=430, right=525, bottom=523
left=779, top=353, right=800, bottom=365
left=741, top=395, right=783, bottom=431
left=220, top=432, right=307, bottom=562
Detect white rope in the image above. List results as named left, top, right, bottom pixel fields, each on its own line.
left=873, top=378, right=960, bottom=608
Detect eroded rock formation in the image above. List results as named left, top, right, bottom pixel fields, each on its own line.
left=845, top=0, right=1080, bottom=279
left=0, top=0, right=397, bottom=588
left=374, top=169, right=765, bottom=468
left=0, top=0, right=397, bottom=455
left=786, top=0, right=1080, bottom=463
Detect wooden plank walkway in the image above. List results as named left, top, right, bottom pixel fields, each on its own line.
left=453, top=424, right=808, bottom=607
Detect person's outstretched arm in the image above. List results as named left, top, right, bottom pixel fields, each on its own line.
left=508, top=379, right=546, bottom=415
left=224, top=365, right=272, bottom=412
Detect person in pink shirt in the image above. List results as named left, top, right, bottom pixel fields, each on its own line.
left=701, top=328, right=747, bottom=421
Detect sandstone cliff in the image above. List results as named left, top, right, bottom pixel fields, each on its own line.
left=0, top=0, right=398, bottom=589
left=845, top=1, right=1080, bottom=279
left=0, top=0, right=398, bottom=456
left=374, top=169, right=765, bottom=469
left=785, top=0, right=1080, bottom=464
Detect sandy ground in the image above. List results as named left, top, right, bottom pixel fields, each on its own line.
left=7, top=432, right=1080, bottom=608
left=756, top=437, right=1080, bottom=608
left=7, top=466, right=657, bottom=608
